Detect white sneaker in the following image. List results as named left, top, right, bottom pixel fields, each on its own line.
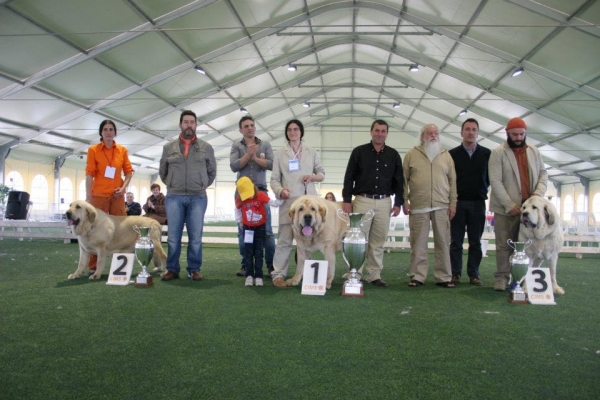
left=245, top=276, right=254, bottom=287
left=255, top=278, right=264, bottom=287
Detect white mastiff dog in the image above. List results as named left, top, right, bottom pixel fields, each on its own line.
left=519, top=196, right=565, bottom=294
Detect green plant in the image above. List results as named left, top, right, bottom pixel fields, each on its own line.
left=0, top=182, right=12, bottom=204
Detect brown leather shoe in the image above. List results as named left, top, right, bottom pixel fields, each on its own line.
left=451, top=274, right=461, bottom=284
left=272, top=277, right=287, bottom=288
left=371, top=279, right=389, bottom=287
left=470, top=276, right=483, bottom=286
left=188, top=271, right=203, bottom=281
left=161, top=270, right=179, bottom=281
left=236, top=268, right=245, bottom=277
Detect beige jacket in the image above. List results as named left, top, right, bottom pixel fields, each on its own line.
left=403, top=145, right=457, bottom=210
left=489, top=141, right=547, bottom=215
left=270, top=143, right=325, bottom=225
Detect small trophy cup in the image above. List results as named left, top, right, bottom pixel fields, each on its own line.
left=337, top=209, right=375, bottom=297
left=134, top=226, right=154, bottom=287
left=507, top=239, right=532, bottom=304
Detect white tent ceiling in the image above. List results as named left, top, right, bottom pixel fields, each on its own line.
left=1, top=0, right=599, bottom=187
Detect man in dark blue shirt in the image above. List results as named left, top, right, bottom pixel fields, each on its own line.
left=449, top=118, right=491, bottom=285
left=342, top=120, right=404, bottom=287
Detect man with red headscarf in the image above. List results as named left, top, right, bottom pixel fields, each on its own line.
left=489, top=117, right=547, bottom=291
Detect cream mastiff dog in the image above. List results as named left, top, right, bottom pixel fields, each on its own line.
left=519, top=196, right=565, bottom=294
left=65, top=200, right=167, bottom=280
left=287, top=195, right=348, bottom=289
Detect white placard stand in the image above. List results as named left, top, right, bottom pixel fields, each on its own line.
left=301, top=260, right=328, bottom=296
left=525, top=267, right=556, bottom=305
left=106, top=253, right=134, bottom=286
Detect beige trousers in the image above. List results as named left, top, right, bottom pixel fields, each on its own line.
left=408, top=209, right=452, bottom=283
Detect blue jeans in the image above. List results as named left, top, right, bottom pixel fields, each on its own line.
left=243, top=224, right=266, bottom=278
left=165, top=194, right=207, bottom=274
left=237, top=190, right=275, bottom=269
left=450, top=200, right=486, bottom=278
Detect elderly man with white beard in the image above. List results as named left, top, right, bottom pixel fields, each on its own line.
left=403, top=124, right=457, bottom=288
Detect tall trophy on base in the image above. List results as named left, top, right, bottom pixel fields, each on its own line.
left=134, top=226, right=154, bottom=287
left=507, top=239, right=532, bottom=304
left=337, top=209, right=374, bottom=297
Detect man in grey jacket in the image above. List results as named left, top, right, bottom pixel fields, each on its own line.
left=489, top=117, right=547, bottom=291
left=159, top=110, right=216, bottom=281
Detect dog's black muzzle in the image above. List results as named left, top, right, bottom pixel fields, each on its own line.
left=303, top=214, right=312, bottom=226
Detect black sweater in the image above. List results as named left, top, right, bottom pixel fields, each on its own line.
left=449, top=144, right=491, bottom=201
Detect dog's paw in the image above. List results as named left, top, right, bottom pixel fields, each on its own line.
left=285, top=278, right=300, bottom=286
left=88, top=273, right=101, bottom=280
left=67, top=273, right=79, bottom=280
left=326, top=283, right=332, bottom=290
left=553, top=285, right=565, bottom=295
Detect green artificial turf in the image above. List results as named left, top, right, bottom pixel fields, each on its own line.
left=0, top=239, right=598, bottom=399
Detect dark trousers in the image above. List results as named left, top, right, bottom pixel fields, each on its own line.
left=237, top=189, right=275, bottom=269
left=243, top=224, right=266, bottom=278
left=450, top=200, right=486, bottom=278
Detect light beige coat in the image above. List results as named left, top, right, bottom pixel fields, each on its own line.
left=489, top=141, right=547, bottom=216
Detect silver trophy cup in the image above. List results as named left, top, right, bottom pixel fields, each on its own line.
left=134, top=226, right=154, bottom=287
left=507, top=239, right=532, bottom=303
left=337, top=209, right=375, bottom=297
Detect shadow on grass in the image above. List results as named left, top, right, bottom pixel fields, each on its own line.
left=55, top=278, right=95, bottom=288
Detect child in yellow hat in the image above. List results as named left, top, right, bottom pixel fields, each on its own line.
left=235, top=176, right=272, bottom=287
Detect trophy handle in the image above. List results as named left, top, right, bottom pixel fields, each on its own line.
left=360, top=210, right=375, bottom=226
left=507, top=239, right=516, bottom=250
left=336, top=208, right=350, bottom=227
left=523, top=239, right=533, bottom=250
left=133, top=225, right=141, bottom=235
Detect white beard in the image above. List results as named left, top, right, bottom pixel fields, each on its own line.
left=424, top=140, right=441, bottom=161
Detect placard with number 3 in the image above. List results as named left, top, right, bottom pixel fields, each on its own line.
left=525, top=267, right=556, bottom=305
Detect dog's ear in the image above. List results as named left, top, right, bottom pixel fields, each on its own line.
left=87, top=206, right=97, bottom=224
left=544, top=205, right=554, bottom=225
left=289, top=205, right=296, bottom=221
left=319, top=203, right=327, bottom=222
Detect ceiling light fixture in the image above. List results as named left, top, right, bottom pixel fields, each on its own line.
left=393, top=102, right=401, bottom=108
left=303, top=102, right=310, bottom=108
left=511, top=67, right=524, bottom=77
left=194, top=66, right=206, bottom=74
left=459, top=109, right=468, bottom=116
left=287, top=64, right=297, bottom=71
left=240, top=107, right=248, bottom=114
left=409, top=64, right=419, bottom=72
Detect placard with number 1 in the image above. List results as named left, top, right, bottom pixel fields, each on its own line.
left=301, top=260, right=328, bottom=295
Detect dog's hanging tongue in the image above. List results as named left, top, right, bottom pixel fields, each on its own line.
left=67, top=219, right=74, bottom=226
left=302, top=226, right=313, bottom=236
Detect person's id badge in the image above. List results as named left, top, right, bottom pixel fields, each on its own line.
left=244, top=229, right=254, bottom=244
left=104, top=166, right=116, bottom=179
left=288, top=159, right=299, bottom=172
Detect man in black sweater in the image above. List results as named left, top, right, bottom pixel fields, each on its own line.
left=449, top=118, right=491, bottom=285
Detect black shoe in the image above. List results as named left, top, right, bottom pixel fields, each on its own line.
left=236, top=268, right=245, bottom=277
left=451, top=274, right=460, bottom=284
left=371, top=279, right=389, bottom=287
